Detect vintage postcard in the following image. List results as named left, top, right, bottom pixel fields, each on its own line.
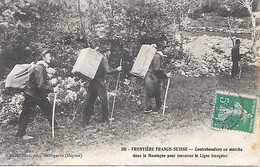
left=0, top=0, right=260, bottom=166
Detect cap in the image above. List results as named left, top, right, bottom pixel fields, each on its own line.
left=158, top=43, right=169, bottom=50
left=38, top=49, right=50, bottom=60
left=100, top=45, right=111, bottom=53
left=235, top=39, right=241, bottom=44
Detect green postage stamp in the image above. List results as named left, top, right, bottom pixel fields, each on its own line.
left=212, top=91, right=258, bottom=133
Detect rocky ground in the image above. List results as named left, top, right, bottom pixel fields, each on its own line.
left=176, top=35, right=258, bottom=77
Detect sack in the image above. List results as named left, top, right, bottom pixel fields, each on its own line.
left=130, top=45, right=157, bottom=78
left=5, top=63, right=35, bottom=90
left=72, top=48, right=103, bottom=80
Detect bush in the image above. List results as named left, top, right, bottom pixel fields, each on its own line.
left=231, top=7, right=250, bottom=18
left=201, top=0, right=220, bottom=13
left=189, top=0, right=254, bottom=18
left=217, top=1, right=250, bottom=17
left=217, top=5, right=233, bottom=17
left=189, top=8, right=203, bottom=19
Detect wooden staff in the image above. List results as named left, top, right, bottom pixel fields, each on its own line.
left=109, top=58, right=122, bottom=123
left=238, top=61, right=242, bottom=79
left=163, top=77, right=171, bottom=115
left=52, top=93, right=57, bottom=138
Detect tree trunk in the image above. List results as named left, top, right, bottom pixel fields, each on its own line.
left=78, top=0, right=85, bottom=34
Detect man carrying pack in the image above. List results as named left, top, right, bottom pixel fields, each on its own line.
left=144, top=44, right=171, bottom=113
left=16, top=49, right=59, bottom=138
left=82, top=45, right=122, bottom=127
left=231, top=39, right=241, bottom=78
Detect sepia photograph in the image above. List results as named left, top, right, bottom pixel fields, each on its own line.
left=0, top=0, right=260, bottom=166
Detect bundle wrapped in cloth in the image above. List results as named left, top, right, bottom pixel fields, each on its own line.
left=130, top=44, right=157, bottom=78
left=5, top=63, right=35, bottom=90
left=72, top=48, right=103, bottom=80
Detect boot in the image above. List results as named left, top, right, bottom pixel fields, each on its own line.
left=16, top=129, right=26, bottom=137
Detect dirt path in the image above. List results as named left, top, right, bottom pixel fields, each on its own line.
left=45, top=123, right=259, bottom=166
left=182, top=31, right=252, bottom=39
left=0, top=67, right=259, bottom=165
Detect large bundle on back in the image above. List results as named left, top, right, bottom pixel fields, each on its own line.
left=5, top=63, right=35, bottom=90
left=72, top=48, right=103, bottom=80
left=130, top=45, right=157, bottom=78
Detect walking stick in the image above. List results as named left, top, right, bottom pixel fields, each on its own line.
left=52, top=93, right=57, bottom=138
left=163, top=77, right=170, bottom=115
left=109, top=58, right=122, bottom=123
left=238, top=61, right=242, bottom=79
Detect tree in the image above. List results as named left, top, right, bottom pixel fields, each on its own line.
left=239, top=0, right=258, bottom=43
left=238, top=0, right=259, bottom=57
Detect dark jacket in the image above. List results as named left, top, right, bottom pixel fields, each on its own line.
left=94, top=56, right=118, bottom=80
left=231, top=45, right=241, bottom=62
left=148, top=52, right=168, bottom=79
left=144, top=52, right=167, bottom=97
left=24, top=62, right=53, bottom=99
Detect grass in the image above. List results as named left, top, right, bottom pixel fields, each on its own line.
left=0, top=65, right=258, bottom=165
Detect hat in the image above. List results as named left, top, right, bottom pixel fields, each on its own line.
left=100, top=45, right=111, bottom=53
left=158, top=43, right=169, bottom=50
left=235, top=39, right=241, bottom=44
left=38, top=49, right=50, bottom=60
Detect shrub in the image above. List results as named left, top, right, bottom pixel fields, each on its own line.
left=201, top=0, right=220, bottom=13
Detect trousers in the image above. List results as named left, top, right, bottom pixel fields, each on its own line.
left=232, top=61, right=239, bottom=77
left=145, top=92, right=162, bottom=110
left=83, top=79, right=109, bottom=124
left=145, top=80, right=163, bottom=111
left=16, top=93, right=57, bottom=137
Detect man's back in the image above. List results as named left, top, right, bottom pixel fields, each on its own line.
left=94, top=56, right=106, bottom=80
left=25, top=63, right=51, bottom=99
left=94, top=55, right=118, bottom=80
left=232, top=45, right=240, bottom=62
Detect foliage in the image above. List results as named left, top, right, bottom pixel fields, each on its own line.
left=188, top=0, right=259, bottom=18
left=0, top=0, right=257, bottom=126
left=0, top=0, right=176, bottom=79
left=202, top=0, right=220, bottom=12
left=0, top=0, right=71, bottom=77
left=217, top=0, right=250, bottom=17
left=2, top=0, right=256, bottom=78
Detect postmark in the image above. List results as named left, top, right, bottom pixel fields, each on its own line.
left=212, top=91, right=258, bottom=133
